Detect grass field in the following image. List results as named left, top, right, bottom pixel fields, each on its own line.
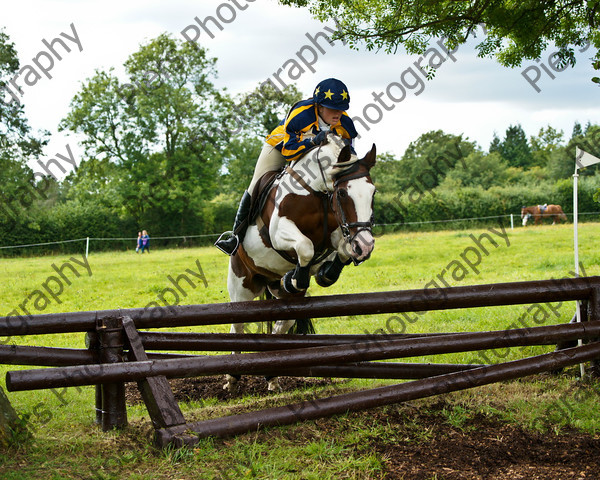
left=2, top=222, right=600, bottom=479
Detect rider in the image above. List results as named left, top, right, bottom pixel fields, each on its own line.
left=215, top=78, right=358, bottom=256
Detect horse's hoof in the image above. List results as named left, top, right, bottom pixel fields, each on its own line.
left=223, top=382, right=238, bottom=394
left=267, top=380, right=282, bottom=392
left=316, top=261, right=337, bottom=287
left=223, top=374, right=239, bottom=393
left=281, top=271, right=302, bottom=294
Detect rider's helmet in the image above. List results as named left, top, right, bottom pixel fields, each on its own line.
left=313, top=78, right=350, bottom=111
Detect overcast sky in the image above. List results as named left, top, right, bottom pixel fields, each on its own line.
left=2, top=0, right=600, bottom=177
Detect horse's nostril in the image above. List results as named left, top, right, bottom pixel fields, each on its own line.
left=353, top=243, right=363, bottom=257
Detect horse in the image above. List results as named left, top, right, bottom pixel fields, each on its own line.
left=521, top=204, right=568, bottom=226
left=224, top=132, right=377, bottom=392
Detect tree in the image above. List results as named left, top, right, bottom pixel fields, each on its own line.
left=497, top=124, right=533, bottom=168
left=546, top=123, right=600, bottom=179
left=0, top=33, right=37, bottom=428
left=489, top=133, right=501, bottom=155
left=370, top=151, right=403, bottom=193
left=0, top=29, right=47, bottom=225
left=442, top=151, right=509, bottom=189
left=221, top=137, right=264, bottom=195
left=60, top=34, right=229, bottom=233
left=572, top=124, right=600, bottom=175
left=61, top=157, right=123, bottom=209
left=530, top=125, right=564, bottom=168
left=397, top=130, right=477, bottom=191
left=217, top=83, right=303, bottom=195
left=572, top=121, right=584, bottom=140
left=1, top=386, right=28, bottom=448
left=232, top=83, right=303, bottom=139
left=279, top=1, right=600, bottom=75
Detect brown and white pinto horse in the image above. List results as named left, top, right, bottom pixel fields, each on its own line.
left=521, top=204, right=568, bottom=226
left=224, top=132, right=377, bottom=392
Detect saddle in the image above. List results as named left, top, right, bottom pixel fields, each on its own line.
left=248, top=169, right=282, bottom=225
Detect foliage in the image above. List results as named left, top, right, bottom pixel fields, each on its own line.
left=374, top=174, right=600, bottom=232
left=59, top=34, right=228, bottom=234
left=0, top=29, right=48, bottom=224
left=495, top=124, right=533, bottom=168
left=530, top=126, right=565, bottom=168
left=3, top=27, right=600, bottom=254
left=442, top=151, right=509, bottom=189
left=232, top=82, right=303, bottom=139
left=278, top=0, right=600, bottom=78
left=221, top=137, right=264, bottom=195
left=394, top=130, right=477, bottom=191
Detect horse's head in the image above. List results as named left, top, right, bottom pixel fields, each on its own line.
left=521, top=207, right=531, bottom=226
left=327, top=138, right=377, bottom=264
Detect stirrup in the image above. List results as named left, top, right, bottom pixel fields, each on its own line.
left=214, top=231, right=240, bottom=256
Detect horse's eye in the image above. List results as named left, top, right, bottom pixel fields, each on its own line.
left=338, top=189, right=348, bottom=198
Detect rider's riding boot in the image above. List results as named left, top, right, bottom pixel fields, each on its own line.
left=214, top=191, right=252, bottom=256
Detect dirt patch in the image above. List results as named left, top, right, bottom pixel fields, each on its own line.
left=124, top=375, right=337, bottom=405
left=369, top=401, right=600, bottom=480
left=126, top=378, right=600, bottom=479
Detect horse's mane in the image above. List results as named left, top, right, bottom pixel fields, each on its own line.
left=293, top=133, right=359, bottom=176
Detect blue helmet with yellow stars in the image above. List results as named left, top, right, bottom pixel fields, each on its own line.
left=313, top=78, right=350, bottom=111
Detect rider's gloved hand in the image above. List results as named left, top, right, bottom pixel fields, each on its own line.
left=311, top=130, right=328, bottom=146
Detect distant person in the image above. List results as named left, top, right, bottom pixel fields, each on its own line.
left=140, top=230, right=150, bottom=253
left=135, top=231, right=142, bottom=253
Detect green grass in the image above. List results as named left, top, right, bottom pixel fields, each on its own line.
left=2, top=223, right=600, bottom=478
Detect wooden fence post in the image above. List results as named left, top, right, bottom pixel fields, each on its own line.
left=97, top=316, right=127, bottom=430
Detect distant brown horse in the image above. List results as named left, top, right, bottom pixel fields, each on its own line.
left=521, top=204, right=568, bottom=226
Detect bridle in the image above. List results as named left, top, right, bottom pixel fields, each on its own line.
left=267, top=142, right=374, bottom=266
left=314, top=145, right=375, bottom=248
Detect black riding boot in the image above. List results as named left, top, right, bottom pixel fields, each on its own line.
left=214, top=191, right=252, bottom=256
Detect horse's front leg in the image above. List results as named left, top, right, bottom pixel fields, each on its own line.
left=223, top=322, right=244, bottom=393
left=224, top=257, right=263, bottom=393
left=316, top=253, right=352, bottom=287
left=281, top=263, right=312, bottom=294
left=271, top=218, right=315, bottom=294
left=265, top=319, right=297, bottom=392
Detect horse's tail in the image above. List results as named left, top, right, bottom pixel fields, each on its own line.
left=289, top=318, right=316, bottom=335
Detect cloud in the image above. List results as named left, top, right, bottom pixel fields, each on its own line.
left=2, top=0, right=599, bottom=171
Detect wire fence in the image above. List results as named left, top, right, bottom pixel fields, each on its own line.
left=1, top=212, right=599, bottom=257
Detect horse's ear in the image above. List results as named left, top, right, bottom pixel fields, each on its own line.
left=362, top=144, right=376, bottom=169
left=337, top=144, right=352, bottom=164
